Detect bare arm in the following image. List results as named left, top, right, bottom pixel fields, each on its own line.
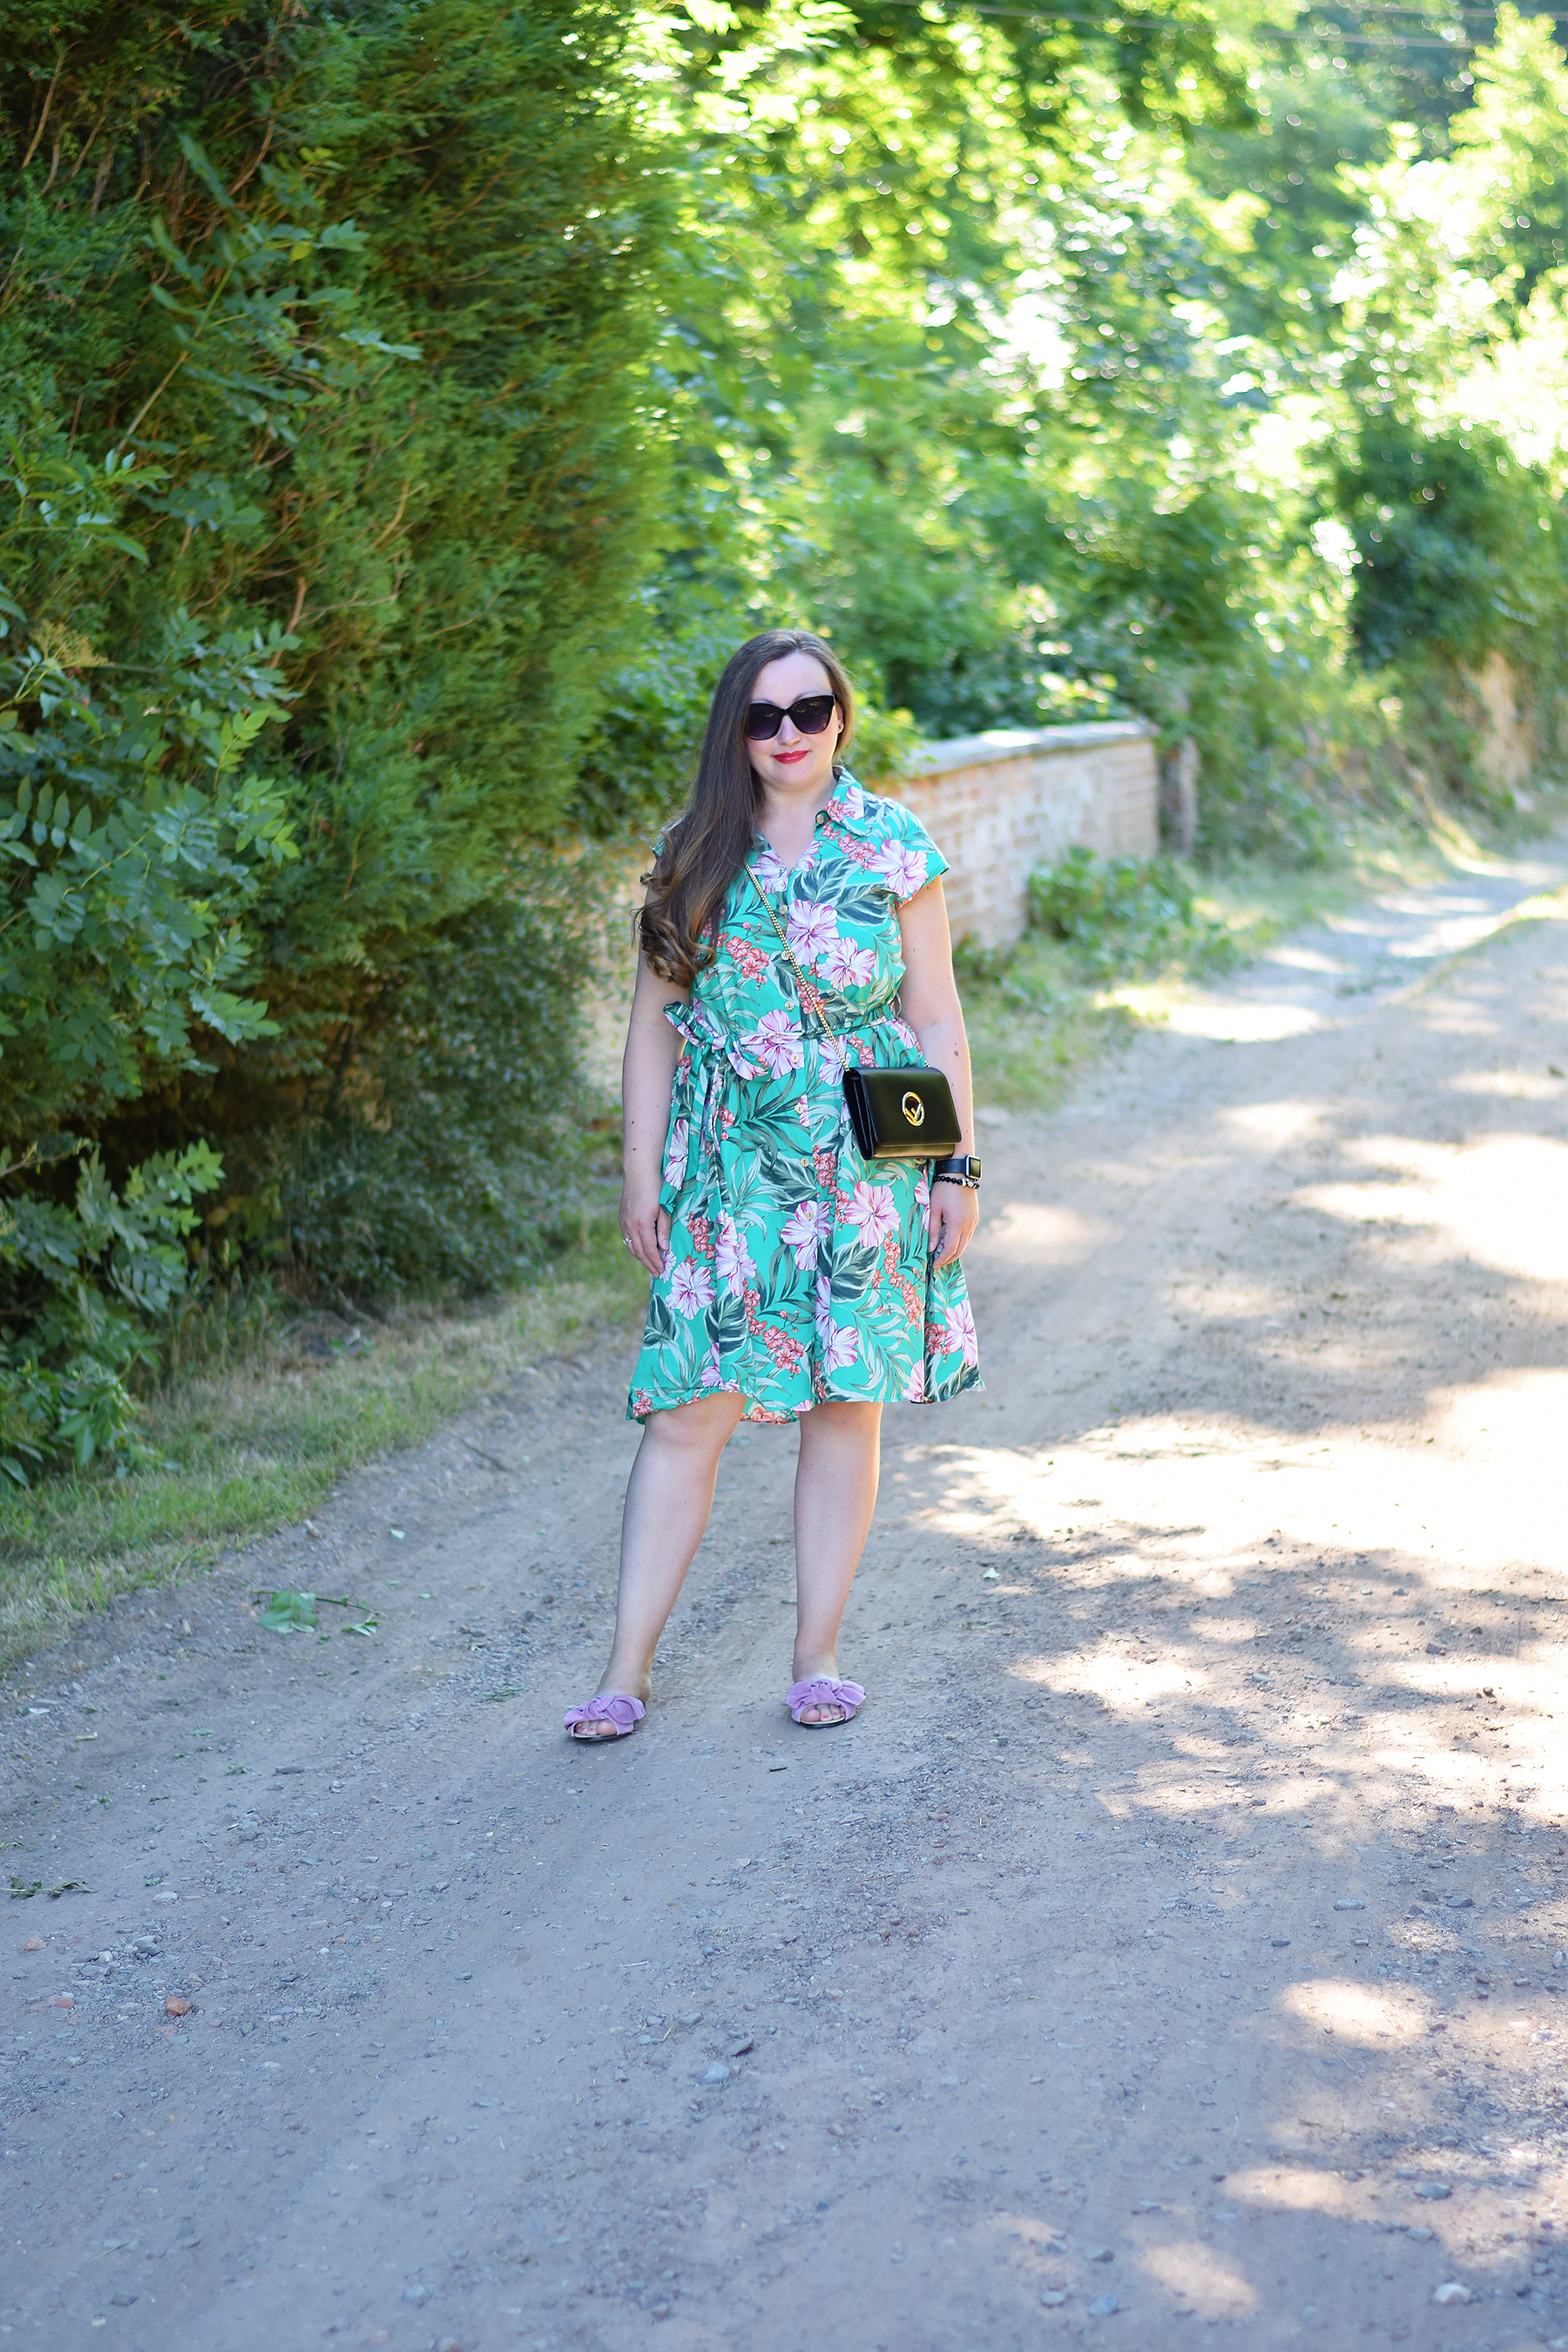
left=620, top=939, right=687, bottom=1277
left=896, top=877, right=979, bottom=1267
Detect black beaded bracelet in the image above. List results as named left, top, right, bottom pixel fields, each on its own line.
left=933, top=1173, right=978, bottom=1189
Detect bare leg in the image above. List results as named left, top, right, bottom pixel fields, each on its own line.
left=571, top=1391, right=744, bottom=1739
left=791, top=1399, right=882, bottom=1724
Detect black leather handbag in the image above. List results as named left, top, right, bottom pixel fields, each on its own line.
left=747, top=868, right=963, bottom=1162
left=839, top=1060, right=961, bottom=1160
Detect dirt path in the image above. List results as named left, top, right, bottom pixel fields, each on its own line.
left=5, top=838, right=1568, bottom=2352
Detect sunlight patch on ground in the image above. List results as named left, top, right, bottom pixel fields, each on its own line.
left=1255, top=945, right=1349, bottom=975
left=1295, top=1130, right=1568, bottom=1283
left=976, top=1200, right=1106, bottom=1267
left=1295, top=1179, right=1436, bottom=1230
left=1281, top=1979, right=1432, bottom=2049
left=943, top=1380, right=1568, bottom=1584
left=1227, top=2164, right=1364, bottom=2217
left=1448, top=1066, right=1565, bottom=1099
left=1168, top=1272, right=1294, bottom=1319
left=1434, top=1367, right=1568, bottom=1469
left=1119, top=984, right=1328, bottom=1042
left=1179, top=1612, right=1262, bottom=1647
left=1363, top=892, right=1534, bottom=961
left=1218, top=1098, right=1329, bottom=1146
left=1139, top=2241, right=1258, bottom=2317
left=1024, top=1652, right=1200, bottom=1707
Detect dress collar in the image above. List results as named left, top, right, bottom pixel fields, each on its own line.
left=823, top=771, right=865, bottom=826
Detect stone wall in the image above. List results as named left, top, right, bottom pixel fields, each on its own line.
left=875, top=719, right=1159, bottom=950
left=583, top=718, right=1159, bottom=1084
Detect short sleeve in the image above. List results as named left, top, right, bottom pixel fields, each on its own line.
left=869, top=796, right=950, bottom=904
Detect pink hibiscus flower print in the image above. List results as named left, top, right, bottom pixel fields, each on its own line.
left=749, top=846, right=794, bottom=894
left=903, top=1361, right=925, bottom=1402
left=814, top=1273, right=835, bottom=1345
left=780, top=1200, right=823, bottom=1273
left=871, top=841, right=929, bottom=900
left=700, top=1345, right=722, bottom=1389
left=943, top=1299, right=980, bottom=1367
left=844, top=1180, right=899, bottom=1250
left=823, top=936, right=876, bottom=987
left=663, top=1116, right=689, bottom=1187
left=826, top=780, right=864, bottom=822
left=714, top=1213, right=756, bottom=1299
left=669, top=1259, right=713, bottom=1319
left=786, top=900, right=838, bottom=963
left=821, top=1320, right=861, bottom=1374
left=737, top=1007, right=803, bottom=1078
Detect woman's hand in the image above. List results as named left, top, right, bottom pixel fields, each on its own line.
left=621, top=1186, right=671, bottom=1279
left=927, top=1176, right=978, bottom=1267
left=899, top=880, right=981, bottom=1271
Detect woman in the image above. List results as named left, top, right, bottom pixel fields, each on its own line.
left=565, top=628, right=982, bottom=1742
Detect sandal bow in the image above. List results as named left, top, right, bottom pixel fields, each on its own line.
left=564, top=1693, right=645, bottom=1739
left=787, top=1677, right=865, bottom=1726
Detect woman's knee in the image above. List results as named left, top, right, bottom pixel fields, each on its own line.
left=799, top=1399, right=882, bottom=1450
left=640, top=1394, right=743, bottom=1456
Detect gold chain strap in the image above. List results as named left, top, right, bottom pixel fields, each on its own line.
left=744, top=865, right=853, bottom=1079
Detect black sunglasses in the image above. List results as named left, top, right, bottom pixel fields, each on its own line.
left=743, top=693, right=839, bottom=742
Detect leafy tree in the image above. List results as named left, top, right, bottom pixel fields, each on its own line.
left=2, top=12, right=659, bottom=1111
left=1335, top=420, right=1566, bottom=670
left=0, top=0, right=665, bottom=1463
left=1449, top=8, right=1568, bottom=309
left=1, top=0, right=662, bottom=1159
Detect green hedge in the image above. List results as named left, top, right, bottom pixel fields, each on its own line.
left=1, top=0, right=661, bottom=1467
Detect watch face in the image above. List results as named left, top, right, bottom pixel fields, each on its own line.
left=970, top=1155, right=982, bottom=1179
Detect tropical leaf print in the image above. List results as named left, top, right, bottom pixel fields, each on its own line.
left=628, top=774, right=981, bottom=1425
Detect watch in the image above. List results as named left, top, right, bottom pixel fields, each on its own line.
left=932, top=1153, right=982, bottom=1184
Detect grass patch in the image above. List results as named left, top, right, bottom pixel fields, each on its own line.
left=0, top=1217, right=647, bottom=1677
left=1192, top=821, right=1472, bottom=950
left=961, top=933, right=1140, bottom=1114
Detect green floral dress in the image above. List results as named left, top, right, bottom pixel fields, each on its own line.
left=626, top=773, right=983, bottom=1425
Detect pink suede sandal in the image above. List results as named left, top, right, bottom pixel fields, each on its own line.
left=564, top=1693, right=645, bottom=1740
left=787, top=1677, right=865, bottom=1727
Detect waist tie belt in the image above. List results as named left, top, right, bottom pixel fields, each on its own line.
left=664, top=996, right=906, bottom=1162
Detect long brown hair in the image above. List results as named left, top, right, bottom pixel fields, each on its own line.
left=638, top=628, right=856, bottom=985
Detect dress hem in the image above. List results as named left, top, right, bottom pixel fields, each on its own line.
left=625, top=1366, right=983, bottom=1426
